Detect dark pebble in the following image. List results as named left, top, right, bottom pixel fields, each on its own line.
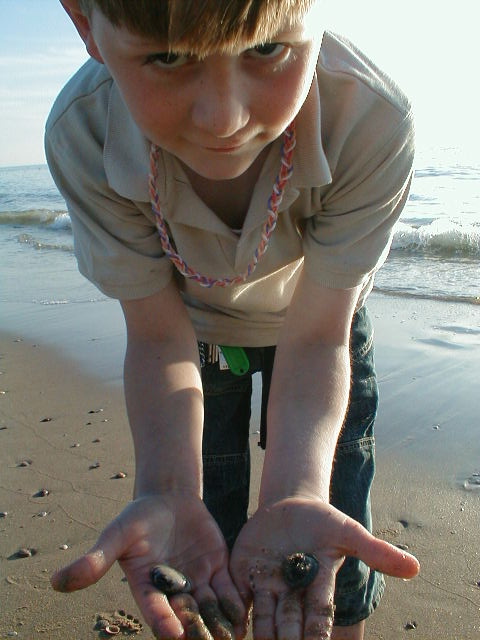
left=150, top=564, right=192, bottom=595
left=33, top=488, right=49, bottom=498
left=281, top=552, right=320, bottom=590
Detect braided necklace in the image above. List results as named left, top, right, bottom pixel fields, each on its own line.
left=148, top=121, right=296, bottom=288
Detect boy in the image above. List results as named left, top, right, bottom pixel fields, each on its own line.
left=45, top=1, right=420, bottom=638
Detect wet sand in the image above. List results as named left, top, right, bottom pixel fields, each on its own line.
left=1, top=291, right=479, bottom=638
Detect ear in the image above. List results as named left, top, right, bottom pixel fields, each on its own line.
left=60, top=0, right=104, bottom=63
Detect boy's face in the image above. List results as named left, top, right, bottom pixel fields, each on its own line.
left=74, top=3, right=322, bottom=181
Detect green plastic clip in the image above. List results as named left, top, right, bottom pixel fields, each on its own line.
left=219, top=346, right=250, bottom=376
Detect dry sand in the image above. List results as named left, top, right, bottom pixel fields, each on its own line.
left=1, top=291, right=479, bottom=639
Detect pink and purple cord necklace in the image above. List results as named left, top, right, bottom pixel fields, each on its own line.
left=148, top=121, right=296, bottom=288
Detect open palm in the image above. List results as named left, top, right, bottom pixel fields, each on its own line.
left=230, top=497, right=420, bottom=639
left=51, top=494, right=246, bottom=639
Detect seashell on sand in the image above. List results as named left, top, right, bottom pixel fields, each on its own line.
left=104, top=623, right=121, bottom=635
left=15, top=547, right=37, bottom=558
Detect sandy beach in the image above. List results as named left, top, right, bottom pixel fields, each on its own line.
left=1, top=291, right=479, bottom=639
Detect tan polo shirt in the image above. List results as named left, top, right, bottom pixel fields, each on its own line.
left=45, top=32, right=414, bottom=346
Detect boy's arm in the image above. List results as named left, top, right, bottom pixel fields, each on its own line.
left=231, top=271, right=419, bottom=636
left=260, top=269, right=357, bottom=506
left=51, top=281, right=246, bottom=640
left=120, top=280, right=204, bottom=498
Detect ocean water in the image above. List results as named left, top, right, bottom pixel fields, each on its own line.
left=1, top=151, right=479, bottom=324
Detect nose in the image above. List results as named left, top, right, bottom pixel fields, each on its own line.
left=191, top=58, right=249, bottom=138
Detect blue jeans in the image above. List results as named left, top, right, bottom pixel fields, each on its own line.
left=200, top=306, right=384, bottom=625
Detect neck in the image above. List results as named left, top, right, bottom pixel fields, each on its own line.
left=180, top=145, right=272, bottom=228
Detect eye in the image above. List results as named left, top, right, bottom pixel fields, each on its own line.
left=249, top=43, right=287, bottom=58
left=144, top=52, right=192, bottom=68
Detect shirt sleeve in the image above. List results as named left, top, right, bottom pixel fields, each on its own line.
left=303, top=111, right=414, bottom=290
left=45, top=110, right=173, bottom=301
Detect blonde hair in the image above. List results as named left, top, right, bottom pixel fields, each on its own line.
left=78, top=0, right=315, bottom=55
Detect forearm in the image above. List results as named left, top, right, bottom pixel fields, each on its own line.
left=124, top=332, right=204, bottom=498
left=120, top=284, right=204, bottom=498
left=258, top=271, right=359, bottom=506
left=260, top=340, right=350, bottom=505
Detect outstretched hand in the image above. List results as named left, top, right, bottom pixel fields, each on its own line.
left=51, top=494, right=247, bottom=639
left=230, top=497, right=420, bottom=639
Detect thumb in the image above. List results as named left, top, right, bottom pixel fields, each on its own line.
left=51, top=519, right=126, bottom=592
left=341, top=520, right=420, bottom=579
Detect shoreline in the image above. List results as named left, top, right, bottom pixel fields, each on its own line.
left=1, top=291, right=479, bottom=638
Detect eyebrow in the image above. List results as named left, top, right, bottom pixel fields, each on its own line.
left=121, top=33, right=169, bottom=49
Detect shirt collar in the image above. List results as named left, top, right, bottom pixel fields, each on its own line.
left=291, top=70, right=332, bottom=188
left=104, top=83, right=151, bottom=202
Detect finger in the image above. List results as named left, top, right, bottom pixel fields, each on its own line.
left=303, top=573, right=336, bottom=640
left=339, top=519, right=420, bottom=578
left=188, top=582, right=233, bottom=640
left=128, top=575, right=185, bottom=639
left=51, top=519, right=126, bottom=592
left=303, top=597, right=335, bottom=640
left=275, top=590, right=303, bottom=640
left=200, top=599, right=235, bottom=640
left=296, top=561, right=336, bottom=640
left=211, top=567, right=248, bottom=635
left=170, top=593, right=214, bottom=640
left=252, top=589, right=276, bottom=640
left=51, top=546, right=114, bottom=592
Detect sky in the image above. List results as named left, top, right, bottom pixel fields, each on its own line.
left=0, top=0, right=479, bottom=167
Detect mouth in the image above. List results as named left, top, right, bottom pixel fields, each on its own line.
left=204, top=144, right=243, bottom=153
left=202, top=135, right=252, bottom=153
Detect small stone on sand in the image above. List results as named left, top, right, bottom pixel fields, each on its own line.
left=34, top=488, right=50, bottom=497
left=14, top=547, right=37, bottom=558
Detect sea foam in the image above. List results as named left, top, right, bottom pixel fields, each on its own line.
left=392, top=219, right=480, bottom=256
